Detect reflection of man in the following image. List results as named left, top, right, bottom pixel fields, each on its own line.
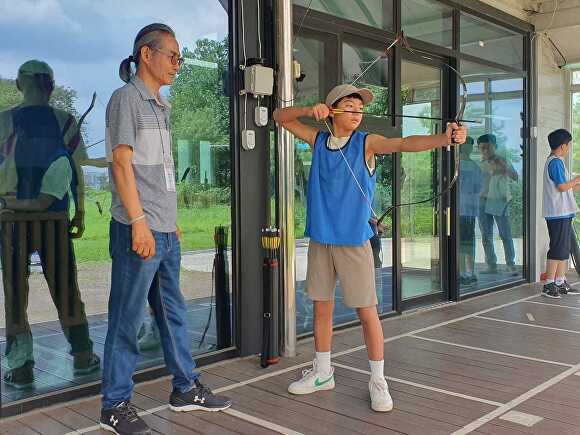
left=0, top=60, right=100, bottom=388
left=478, top=133, right=518, bottom=274
left=459, top=137, right=482, bottom=286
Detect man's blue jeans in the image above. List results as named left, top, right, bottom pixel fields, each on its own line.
left=102, top=220, right=198, bottom=410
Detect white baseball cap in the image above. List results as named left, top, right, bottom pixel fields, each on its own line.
left=325, top=84, right=374, bottom=107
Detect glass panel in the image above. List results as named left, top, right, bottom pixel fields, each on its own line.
left=572, top=93, right=580, bottom=233
left=342, top=41, right=391, bottom=128
left=400, top=60, right=442, bottom=301
left=573, top=71, right=580, bottom=85
left=401, top=0, right=453, bottom=48
left=343, top=40, right=393, bottom=315
left=0, top=0, right=233, bottom=404
left=294, top=36, right=326, bottom=107
left=491, top=78, right=524, bottom=93
left=461, top=13, right=524, bottom=70
left=459, top=61, right=525, bottom=294
left=294, top=0, right=394, bottom=31
left=294, top=35, right=325, bottom=335
left=460, top=81, right=485, bottom=96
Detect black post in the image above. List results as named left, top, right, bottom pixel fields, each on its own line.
left=261, top=228, right=281, bottom=367
left=214, top=226, right=232, bottom=349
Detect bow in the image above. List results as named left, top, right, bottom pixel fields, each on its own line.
left=320, top=31, right=468, bottom=226
left=78, top=92, right=97, bottom=130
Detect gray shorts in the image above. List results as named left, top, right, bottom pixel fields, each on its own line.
left=305, top=240, right=377, bottom=308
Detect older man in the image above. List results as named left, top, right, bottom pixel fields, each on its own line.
left=101, top=23, right=231, bottom=435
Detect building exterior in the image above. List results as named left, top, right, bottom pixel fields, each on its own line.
left=0, top=0, right=579, bottom=417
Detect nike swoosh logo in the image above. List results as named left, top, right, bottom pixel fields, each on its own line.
left=314, top=376, right=333, bottom=387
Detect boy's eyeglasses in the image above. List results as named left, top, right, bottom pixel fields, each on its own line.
left=152, top=47, right=184, bottom=66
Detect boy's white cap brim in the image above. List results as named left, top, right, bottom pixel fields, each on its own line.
left=325, top=84, right=374, bottom=106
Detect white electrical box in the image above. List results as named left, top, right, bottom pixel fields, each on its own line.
left=241, top=129, right=255, bottom=150
left=255, top=106, right=268, bottom=127
left=244, top=64, right=274, bottom=96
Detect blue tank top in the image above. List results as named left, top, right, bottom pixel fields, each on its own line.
left=305, top=130, right=376, bottom=245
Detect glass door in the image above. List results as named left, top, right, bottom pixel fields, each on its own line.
left=399, top=57, right=447, bottom=307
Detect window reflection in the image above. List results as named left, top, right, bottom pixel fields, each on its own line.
left=0, top=0, right=233, bottom=404
left=459, top=61, right=525, bottom=294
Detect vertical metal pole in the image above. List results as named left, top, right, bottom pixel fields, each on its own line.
left=276, top=0, right=296, bottom=357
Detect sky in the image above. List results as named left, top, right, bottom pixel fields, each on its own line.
left=0, top=0, right=229, bottom=162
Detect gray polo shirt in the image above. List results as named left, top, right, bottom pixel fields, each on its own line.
left=105, top=76, right=177, bottom=232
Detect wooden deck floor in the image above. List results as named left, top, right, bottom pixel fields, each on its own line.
left=3, top=281, right=580, bottom=434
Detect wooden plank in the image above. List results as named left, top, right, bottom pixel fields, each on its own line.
left=154, top=409, right=242, bottom=435
left=336, top=352, right=517, bottom=404
left=39, top=407, right=95, bottom=432
left=418, top=317, right=580, bottom=364
left=248, top=371, right=459, bottom=434
left=226, top=383, right=391, bottom=435
left=342, top=338, right=563, bottom=392
left=222, top=385, right=369, bottom=435
left=0, top=419, right=40, bottom=435
left=483, top=303, right=580, bottom=332
left=9, top=412, right=71, bottom=435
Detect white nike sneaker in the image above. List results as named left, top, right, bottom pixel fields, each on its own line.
left=288, top=360, right=335, bottom=395
left=369, top=376, right=393, bottom=412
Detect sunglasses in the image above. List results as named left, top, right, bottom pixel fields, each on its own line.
left=152, top=47, right=184, bottom=66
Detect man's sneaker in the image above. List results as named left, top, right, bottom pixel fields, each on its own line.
left=73, top=352, right=101, bottom=375
left=288, top=360, right=335, bottom=395
left=558, top=281, right=580, bottom=295
left=100, top=402, right=151, bottom=435
left=169, top=379, right=232, bottom=412
left=3, top=360, right=34, bottom=389
left=369, top=377, right=393, bottom=412
left=542, top=282, right=562, bottom=299
left=138, top=321, right=161, bottom=351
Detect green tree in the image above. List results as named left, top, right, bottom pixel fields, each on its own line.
left=169, top=37, right=230, bottom=186
left=0, top=77, right=79, bottom=117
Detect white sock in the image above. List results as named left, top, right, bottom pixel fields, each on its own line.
left=369, top=359, right=384, bottom=380
left=556, top=277, right=565, bottom=285
left=546, top=278, right=555, bottom=284
left=315, top=351, right=331, bottom=374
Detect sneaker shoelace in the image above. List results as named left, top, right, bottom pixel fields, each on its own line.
left=117, top=402, right=140, bottom=423
left=194, top=380, right=214, bottom=397
left=300, top=367, right=316, bottom=380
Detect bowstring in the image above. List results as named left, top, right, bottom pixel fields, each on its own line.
left=329, top=31, right=468, bottom=225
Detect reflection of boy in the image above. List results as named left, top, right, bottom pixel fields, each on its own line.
left=0, top=60, right=99, bottom=388
left=542, top=129, right=580, bottom=298
left=274, top=83, right=467, bottom=412
left=459, top=137, right=482, bottom=285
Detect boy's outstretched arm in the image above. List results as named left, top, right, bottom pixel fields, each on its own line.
left=366, top=123, right=467, bottom=154
left=273, top=103, right=329, bottom=149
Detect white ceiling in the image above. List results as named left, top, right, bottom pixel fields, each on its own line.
left=530, top=0, right=580, bottom=64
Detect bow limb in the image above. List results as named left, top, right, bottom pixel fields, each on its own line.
left=78, top=92, right=97, bottom=130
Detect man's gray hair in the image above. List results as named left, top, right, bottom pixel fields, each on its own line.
left=119, top=23, right=176, bottom=83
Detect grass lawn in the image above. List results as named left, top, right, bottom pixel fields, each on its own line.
left=74, top=189, right=231, bottom=262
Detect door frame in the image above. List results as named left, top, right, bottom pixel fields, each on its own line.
left=397, top=51, right=454, bottom=311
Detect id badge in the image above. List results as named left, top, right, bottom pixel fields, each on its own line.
left=164, top=155, right=176, bottom=192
